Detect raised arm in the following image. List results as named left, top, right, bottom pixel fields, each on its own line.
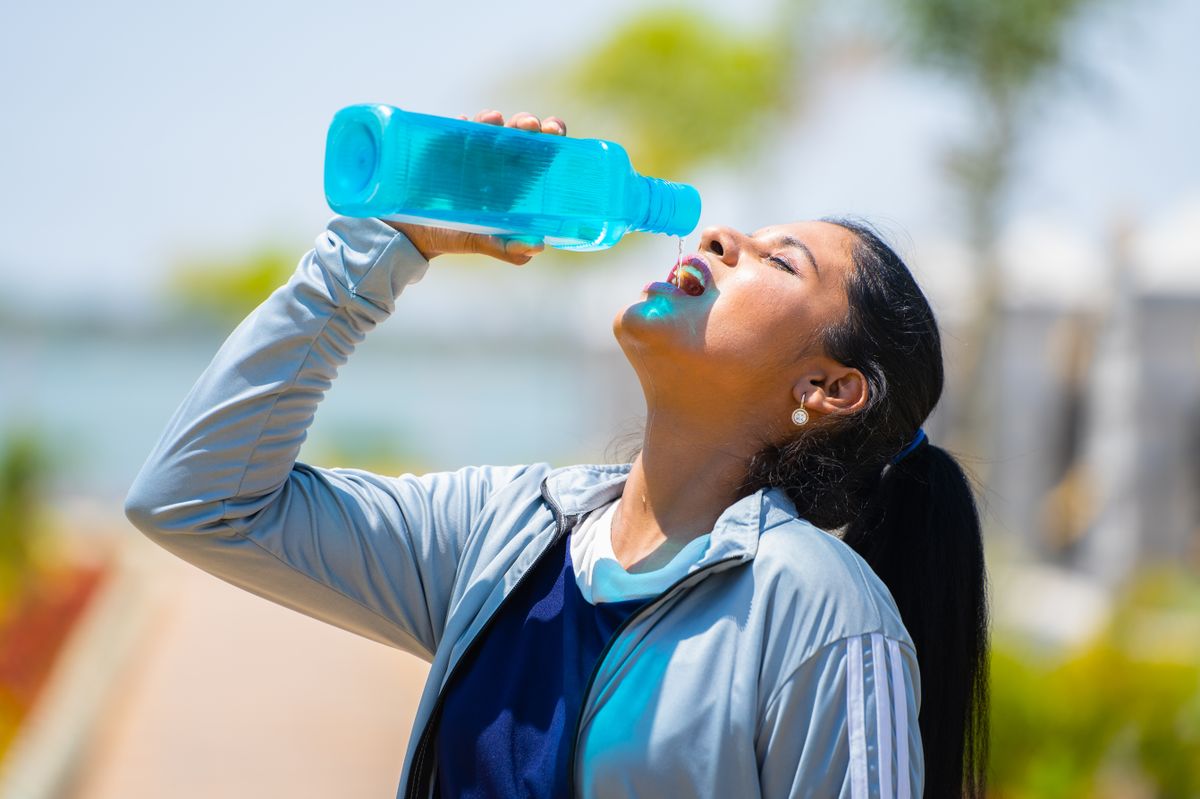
left=126, top=108, right=566, bottom=660
left=123, top=214, right=525, bottom=657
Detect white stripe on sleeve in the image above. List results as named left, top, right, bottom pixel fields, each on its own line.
left=887, top=637, right=911, bottom=799
left=847, top=635, right=869, bottom=799
left=870, top=633, right=895, bottom=798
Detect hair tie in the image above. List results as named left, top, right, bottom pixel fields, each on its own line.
left=890, top=427, right=928, bottom=465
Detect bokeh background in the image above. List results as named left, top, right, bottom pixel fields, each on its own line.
left=2, top=0, right=1198, bottom=796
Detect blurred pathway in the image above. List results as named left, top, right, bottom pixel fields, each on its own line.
left=70, top=540, right=429, bottom=799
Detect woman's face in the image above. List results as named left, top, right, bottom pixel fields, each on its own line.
left=614, top=220, right=859, bottom=434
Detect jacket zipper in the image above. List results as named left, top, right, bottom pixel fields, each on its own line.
left=564, top=555, right=742, bottom=799
left=403, top=482, right=576, bottom=799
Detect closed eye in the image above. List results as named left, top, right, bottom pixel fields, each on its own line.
left=768, top=255, right=797, bottom=275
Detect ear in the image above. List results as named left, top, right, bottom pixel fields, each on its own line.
left=792, top=362, right=869, bottom=417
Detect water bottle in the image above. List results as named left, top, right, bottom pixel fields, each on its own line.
left=324, top=104, right=701, bottom=251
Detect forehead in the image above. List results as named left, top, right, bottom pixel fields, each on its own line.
left=750, top=221, right=857, bottom=279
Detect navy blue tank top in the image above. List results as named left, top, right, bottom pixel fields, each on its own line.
left=434, top=531, right=644, bottom=798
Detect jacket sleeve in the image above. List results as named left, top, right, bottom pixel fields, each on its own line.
left=123, top=215, right=531, bottom=660
left=756, top=633, right=923, bottom=799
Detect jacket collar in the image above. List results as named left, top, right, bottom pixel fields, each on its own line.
left=541, top=463, right=802, bottom=567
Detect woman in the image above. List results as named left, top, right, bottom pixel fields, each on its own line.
left=125, top=109, right=988, bottom=798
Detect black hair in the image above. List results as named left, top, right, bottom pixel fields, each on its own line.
left=742, top=219, right=989, bottom=798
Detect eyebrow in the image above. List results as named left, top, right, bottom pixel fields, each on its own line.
left=768, top=234, right=820, bottom=277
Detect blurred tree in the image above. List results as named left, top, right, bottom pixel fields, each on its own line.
left=555, top=8, right=796, bottom=180
left=0, top=429, right=49, bottom=605
left=891, top=0, right=1111, bottom=462
left=166, top=246, right=296, bottom=327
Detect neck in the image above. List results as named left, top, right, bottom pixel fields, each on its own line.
left=613, top=410, right=758, bottom=571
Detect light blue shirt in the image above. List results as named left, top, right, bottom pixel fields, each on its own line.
left=570, top=498, right=711, bottom=604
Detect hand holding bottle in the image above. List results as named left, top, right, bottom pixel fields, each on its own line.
left=382, top=109, right=569, bottom=266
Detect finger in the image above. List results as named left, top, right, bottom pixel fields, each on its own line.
left=541, top=116, right=567, bottom=136
left=457, top=114, right=469, bottom=120
left=473, top=234, right=544, bottom=265
left=503, top=236, right=544, bottom=260
left=507, top=112, right=542, bottom=132
left=474, top=109, right=504, bottom=125
left=498, top=236, right=544, bottom=265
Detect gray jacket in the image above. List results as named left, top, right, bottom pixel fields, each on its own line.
left=124, top=215, right=923, bottom=798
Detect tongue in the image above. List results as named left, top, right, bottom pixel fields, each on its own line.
left=678, top=271, right=705, bottom=296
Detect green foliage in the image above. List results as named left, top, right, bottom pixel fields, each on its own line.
left=0, top=429, right=49, bottom=603
left=167, top=246, right=296, bottom=326
left=563, top=9, right=792, bottom=178
left=990, top=571, right=1200, bottom=797
left=895, top=0, right=1102, bottom=103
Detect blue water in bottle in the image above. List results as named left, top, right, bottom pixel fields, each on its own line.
left=324, top=104, right=701, bottom=251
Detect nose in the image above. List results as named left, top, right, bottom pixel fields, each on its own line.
left=699, top=226, right=742, bottom=267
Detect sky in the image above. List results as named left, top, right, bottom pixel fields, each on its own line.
left=1, top=0, right=1197, bottom=317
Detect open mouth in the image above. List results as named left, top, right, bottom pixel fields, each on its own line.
left=665, top=255, right=713, bottom=297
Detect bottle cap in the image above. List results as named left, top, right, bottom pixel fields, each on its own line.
left=636, top=177, right=702, bottom=237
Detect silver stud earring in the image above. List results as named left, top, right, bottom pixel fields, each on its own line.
left=791, top=393, right=809, bottom=426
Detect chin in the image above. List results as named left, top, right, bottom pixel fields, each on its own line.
left=616, top=273, right=717, bottom=339
left=614, top=301, right=712, bottom=381
left=613, top=296, right=673, bottom=348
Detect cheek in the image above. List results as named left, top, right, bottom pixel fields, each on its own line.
left=703, top=289, right=802, bottom=367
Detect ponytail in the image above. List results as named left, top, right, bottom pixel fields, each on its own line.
left=842, top=441, right=989, bottom=799
left=744, top=218, right=990, bottom=797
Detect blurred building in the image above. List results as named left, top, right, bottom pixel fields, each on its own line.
left=985, top=204, right=1200, bottom=586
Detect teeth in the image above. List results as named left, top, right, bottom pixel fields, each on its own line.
left=666, top=259, right=708, bottom=295
left=678, top=264, right=705, bottom=295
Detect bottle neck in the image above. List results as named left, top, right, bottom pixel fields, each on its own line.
left=631, top=175, right=701, bottom=237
